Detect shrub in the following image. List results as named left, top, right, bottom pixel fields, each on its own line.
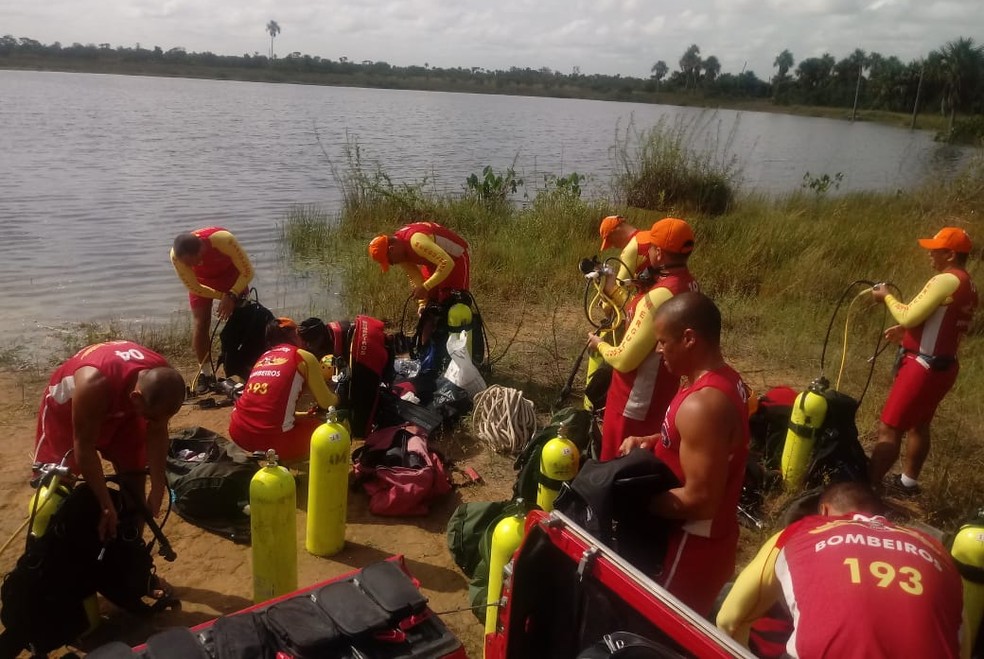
left=611, top=112, right=742, bottom=216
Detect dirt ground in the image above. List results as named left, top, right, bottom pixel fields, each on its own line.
left=0, top=368, right=518, bottom=657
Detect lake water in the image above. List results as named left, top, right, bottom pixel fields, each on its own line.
left=0, top=70, right=971, bottom=347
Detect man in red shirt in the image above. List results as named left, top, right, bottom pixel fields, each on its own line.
left=618, top=291, right=749, bottom=616
left=229, top=318, right=340, bottom=463
left=368, top=221, right=470, bottom=306
left=171, top=227, right=255, bottom=393
left=33, top=341, right=186, bottom=542
left=589, top=218, right=699, bottom=461
left=717, top=481, right=965, bottom=658
left=598, top=214, right=654, bottom=285
left=869, top=226, right=978, bottom=494
left=369, top=222, right=471, bottom=372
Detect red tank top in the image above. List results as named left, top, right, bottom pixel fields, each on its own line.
left=192, top=226, right=236, bottom=281
left=48, top=341, right=169, bottom=419
left=231, top=344, right=305, bottom=435
left=902, top=268, right=977, bottom=359
left=774, top=513, right=962, bottom=658
left=614, top=270, right=699, bottom=421
left=654, top=364, right=749, bottom=539
left=394, top=222, right=469, bottom=275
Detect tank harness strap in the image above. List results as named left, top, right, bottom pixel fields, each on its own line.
left=537, top=473, right=567, bottom=490
left=953, top=558, right=984, bottom=585
left=787, top=420, right=819, bottom=439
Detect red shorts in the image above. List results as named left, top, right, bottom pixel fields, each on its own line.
left=880, top=355, right=958, bottom=430
left=228, top=417, right=320, bottom=465
left=189, top=270, right=240, bottom=311
left=659, top=528, right=738, bottom=617
left=34, top=404, right=147, bottom=474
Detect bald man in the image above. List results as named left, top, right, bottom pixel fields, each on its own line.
left=34, top=341, right=186, bottom=541
left=619, top=291, right=750, bottom=616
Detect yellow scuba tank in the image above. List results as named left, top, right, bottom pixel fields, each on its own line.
left=584, top=325, right=619, bottom=411
left=26, top=481, right=101, bottom=632
left=27, top=482, right=71, bottom=539
left=484, top=510, right=527, bottom=637
left=780, top=379, right=829, bottom=491
left=537, top=427, right=580, bottom=512
left=250, top=449, right=297, bottom=603
left=447, top=302, right=474, bottom=359
left=319, top=354, right=336, bottom=381
left=306, top=414, right=351, bottom=557
left=951, top=512, right=984, bottom=652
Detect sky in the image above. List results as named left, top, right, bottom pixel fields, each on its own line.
left=2, top=0, right=981, bottom=79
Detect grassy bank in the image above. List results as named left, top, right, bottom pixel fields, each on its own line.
left=283, top=126, right=984, bottom=530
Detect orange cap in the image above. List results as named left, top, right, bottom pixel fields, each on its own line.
left=599, top=215, right=625, bottom=251
left=276, top=317, right=297, bottom=330
left=917, top=227, right=972, bottom=254
left=650, top=218, right=695, bottom=255
left=369, top=234, right=390, bottom=272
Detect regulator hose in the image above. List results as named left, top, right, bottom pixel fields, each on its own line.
left=818, top=279, right=902, bottom=404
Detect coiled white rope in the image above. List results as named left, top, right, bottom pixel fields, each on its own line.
left=471, top=385, right=537, bottom=455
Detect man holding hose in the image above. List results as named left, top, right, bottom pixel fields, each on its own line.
left=171, top=227, right=254, bottom=394
left=588, top=218, right=699, bottom=461
left=869, top=226, right=977, bottom=495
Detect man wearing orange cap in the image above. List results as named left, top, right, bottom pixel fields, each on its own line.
left=599, top=215, right=654, bottom=285
left=369, top=222, right=471, bottom=373
left=228, top=317, right=339, bottom=464
left=588, top=218, right=699, bottom=461
left=368, top=222, right=470, bottom=307
left=869, top=226, right=978, bottom=494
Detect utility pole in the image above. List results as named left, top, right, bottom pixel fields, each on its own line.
left=851, top=61, right=863, bottom=122
left=910, top=61, right=925, bottom=130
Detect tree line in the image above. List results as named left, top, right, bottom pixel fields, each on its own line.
left=2, top=34, right=981, bottom=140
left=652, top=39, right=983, bottom=137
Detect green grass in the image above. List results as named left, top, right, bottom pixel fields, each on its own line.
left=281, top=133, right=984, bottom=532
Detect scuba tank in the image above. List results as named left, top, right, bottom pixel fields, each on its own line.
left=25, top=479, right=102, bottom=632
left=447, top=302, right=474, bottom=361
left=306, top=413, right=351, bottom=557
left=249, top=449, right=297, bottom=603
left=951, top=510, right=984, bottom=652
left=537, top=426, right=580, bottom=512
left=780, top=378, right=829, bottom=491
left=584, top=327, right=617, bottom=411
left=27, top=482, right=71, bottom=539
left=484, top=507, right=527, bottom=636
left=319, top=354, right=336, bottom=381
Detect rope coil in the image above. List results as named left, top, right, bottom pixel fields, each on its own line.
left=471, top=385, right=537, bottom=455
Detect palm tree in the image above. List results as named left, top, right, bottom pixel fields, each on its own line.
left=266, top=20, right=281, bottom=60
left=679, top=44, right=701, bottom=90
left=773, top=49, right=794, bottom=83
left=651, top=60, right=668, bottom=91
left=702, top=56, right=721, bottom=84
left=936, top=37, right=984, bottom=134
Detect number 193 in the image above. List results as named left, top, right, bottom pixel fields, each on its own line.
left=842, top=557, right=923, bottom=595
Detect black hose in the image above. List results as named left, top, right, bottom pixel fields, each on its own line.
left=555, top=337, right=593, bottom=409
left=818, top=279, right=901, bottom=404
